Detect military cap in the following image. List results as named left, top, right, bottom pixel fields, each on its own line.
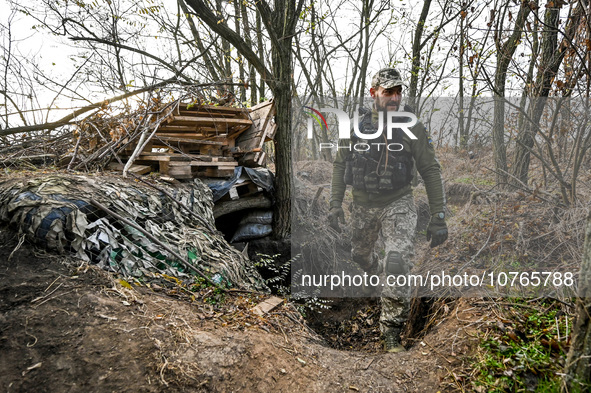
left=371, top=68, right=406, bottom=89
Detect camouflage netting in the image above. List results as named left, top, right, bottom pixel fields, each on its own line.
left=0, top=173, right=265, bottom=290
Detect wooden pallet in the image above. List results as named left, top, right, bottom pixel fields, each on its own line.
left=116, top=101, right=275, bottom=180
left=166, top=165, right=235, bottom=179
left=132, top=152, right=237, bottom=179
left=220, top=180, right=265, bottom=201
left=169, top=103, right=252, bottom=139
left=151, top=136, right=228, bottom=156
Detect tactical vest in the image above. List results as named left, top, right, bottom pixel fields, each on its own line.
left=344, top=110, right=413, bottom=193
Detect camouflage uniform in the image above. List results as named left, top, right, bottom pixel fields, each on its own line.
left=350, top=193, right=417, bottom=335
left=330, top=68, right=446, bottom=340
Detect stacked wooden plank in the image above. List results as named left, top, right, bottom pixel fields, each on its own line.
left=115, top=100, right=276, bottom=179
left=235, top=100, right=276, bottom=167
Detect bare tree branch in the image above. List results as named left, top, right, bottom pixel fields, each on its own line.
left=0, top=78, right=177, bottom=136
left=183, top=0, right=275, bottom=89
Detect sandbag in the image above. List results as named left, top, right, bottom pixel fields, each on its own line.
left=231, top=223, right=272, bottom=243
left=239, top=210, right=273, bottom=225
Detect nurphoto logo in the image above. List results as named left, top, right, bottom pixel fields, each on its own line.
left=303, top=106, right=418, bottom=151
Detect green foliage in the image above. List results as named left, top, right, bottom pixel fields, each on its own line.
left=472, top=299, right=570, bottom=392
left=295, top=297, right=332, bottom=318
left=190, top=275, right=226, bottom=305
left=254, top=253, right=289, bottom=291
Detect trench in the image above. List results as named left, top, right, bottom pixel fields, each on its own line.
left=239, top=235, right=437, bottom=353
left=213, top=182, right=444, bottom=352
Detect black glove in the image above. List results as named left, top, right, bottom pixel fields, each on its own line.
left=328, top=206, right=345, bottom=232
left=426, top=214, right=448, bottom=248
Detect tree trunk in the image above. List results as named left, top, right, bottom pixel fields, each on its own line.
left=178, top=0, right=222, bottom=82
left=408, top=0, right=432, bottom=109
left=511, top=0, right=560, bottom=187
left=185, top=0, right=302, bottom=241
left=293, top=4, right=332, bottom=162
left=216, top=0, right=234, bottom=94
left=562, top=211, right=591, bottom=392
left=256, top=12, right=266, bottom=102
left=234, top=0, right=246, bottom=101
left=511, top=0, right=585, bottom=188
left=273, top=82, right=293, bottom=239
left=492, top=93, right=509, bottom=185
left=240, top=1, right=257, bottom=105
left=352, top=0, right=373, bottom=104
left=458, top=7, right=466, bottom=148
left=267, top=0, right=296, bottom=240
left=491, top=1, right=531, bottom=187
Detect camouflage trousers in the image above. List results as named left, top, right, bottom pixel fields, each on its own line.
left=350, top=193, right=417, bottom=334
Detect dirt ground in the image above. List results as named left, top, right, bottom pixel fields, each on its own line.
left=0, top=225, right=485, bottom=393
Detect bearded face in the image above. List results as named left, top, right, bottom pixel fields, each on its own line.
left=370, top=85, right=402, bottom=112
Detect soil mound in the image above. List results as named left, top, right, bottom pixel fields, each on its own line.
left=0, top=227, right=481, bottom=392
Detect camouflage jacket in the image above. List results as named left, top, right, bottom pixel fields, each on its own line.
left=330, top=108, right=446, bottom=215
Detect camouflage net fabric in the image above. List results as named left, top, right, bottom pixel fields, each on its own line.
left=0, top=173, right=265, bottom=290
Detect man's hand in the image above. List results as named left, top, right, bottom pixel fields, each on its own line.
left=328, top=206, right=345, bottom=232
left=426, top=214, right=448, bottom=248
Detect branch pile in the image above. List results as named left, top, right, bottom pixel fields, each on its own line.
left=0, top=85, right=276, bottom=182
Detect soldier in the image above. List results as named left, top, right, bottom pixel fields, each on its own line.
left=328, top=68, right=448, bottom=353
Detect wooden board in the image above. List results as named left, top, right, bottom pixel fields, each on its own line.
left=164, top=165, right=235, bottom=179
left=166, top=165, right=192, bottom=179
left=157, top=126, right=229, bottom=134
left=199, top=168, right=235, bottom=178
left=156, top=125, right=199, bottom=132
left=152, top=136, right=226, bottom=146
left=236, top=100, right=276, bottom=156
left=227, top=124, right=251, bottom=139
left=154, top=132, right=229, bottom=140
left=167, top=116, right=252, bottom=128
left=240, top=151, right=266, bottom=167
left=236, top=123, right=277, bottom=146
left=177, top=110, right=240, bottom=118
left=178, top=103, right=248, bottom=114
left=150, top=142, right=226, bottom=157
left=136, top=154, right=175, bottom=162
left=135, top=152, right=236, bottom=162
left=168, top=161, right=237, bottom=167
left=107, top=162, right=153, bottom=175
left=251, top=296, right=284, bottom=316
